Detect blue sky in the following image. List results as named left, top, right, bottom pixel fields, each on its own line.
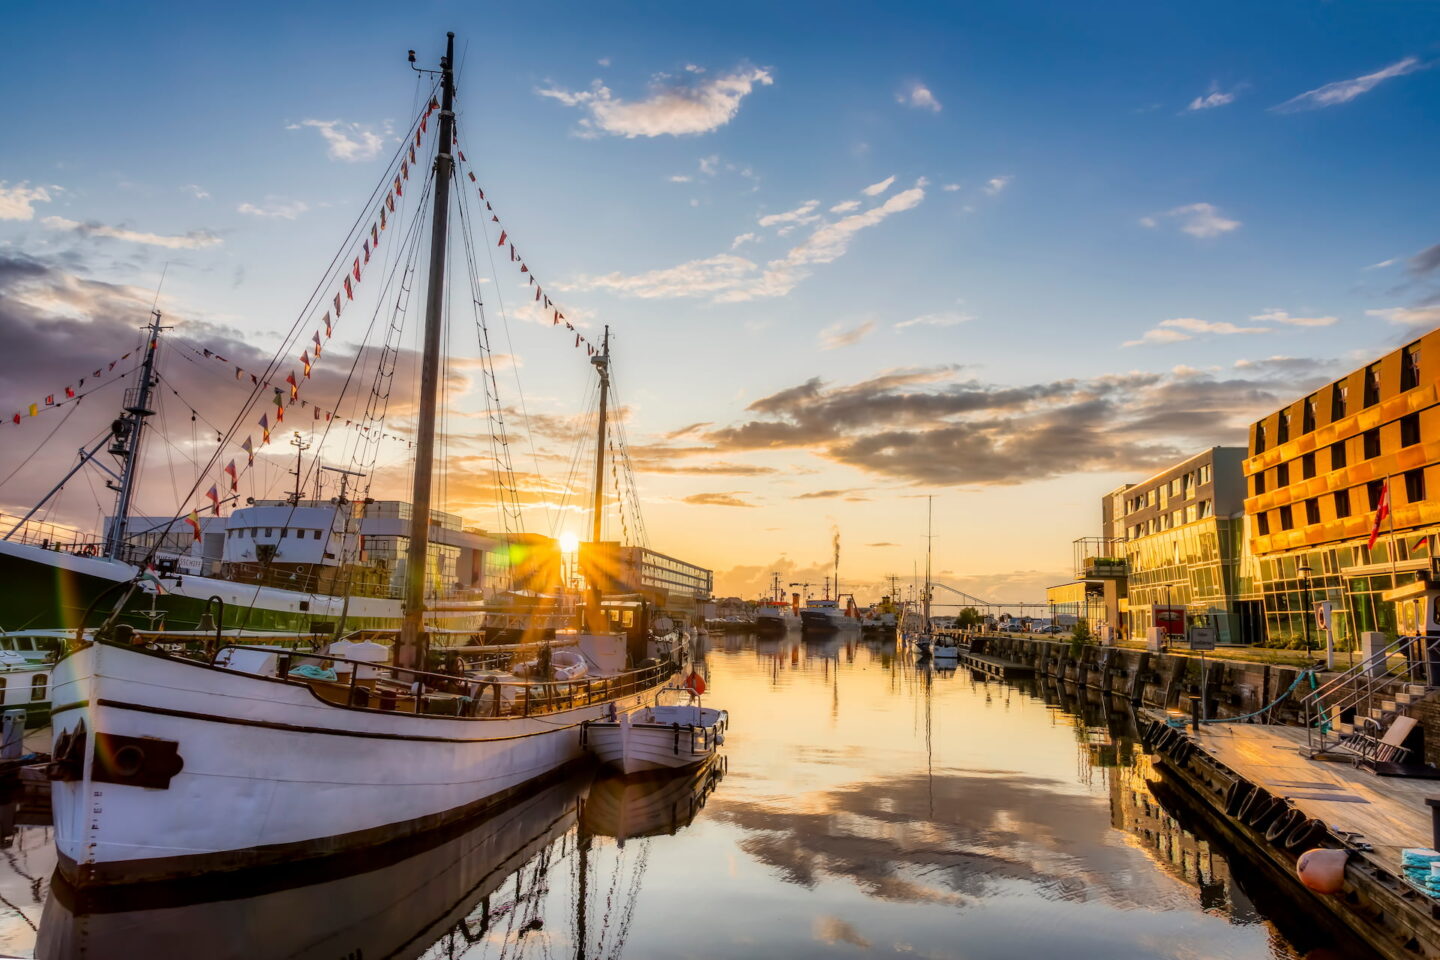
left=2, top=1, right=1439, bottom=599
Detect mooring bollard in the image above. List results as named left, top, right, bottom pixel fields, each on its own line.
left=1188, top=694, right=1201, bottom=732
left=0, top=709, right=25, bottom=760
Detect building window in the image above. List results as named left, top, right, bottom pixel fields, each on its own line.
left=1255, top=423, right=1267, bottom=453
left=1278, top=411, right=1291, bottom=444
left=1332, top=381, right=1348, bottom=421
left=1254, top=472, right=1267, bottom=495
left=1364, top=365, right=1380, bottom=407
left=1258, top=513, right=1271, bottom=535
left=1199, top=464, right=1211, bottom=484
left=1305, top=498, right=1321, bottom=525
left=1368, top=480, right=1384, bottom=511
left=1303, top=396, right=1317, bottom=433
left=1331, top=442, right=1347, bottom=471
left=30, top=674, right=46, bottom=703
left=1406, top=469, right=1427, bottom=503
left=1335, top=490, right=1351, bottom=518
left=1200, top=499, right=1213, bottom=518
left=1277, top=463, right=1290, bottom=486
left=1363, top=429, right=1380, bottom=459
left=1279, top=505, right=1294, bottom=531
left=1302, top=452, right=1316, bottom=480
left=1402, top=342, right=1422, bottom=392
left=1402, top=413, right=1421, bottom=447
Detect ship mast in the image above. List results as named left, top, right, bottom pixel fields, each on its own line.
left=397, top=32, right=456, bottom=672
left=923, top=495, right=933, bottom=633
left=106, top=310, right=166, bottom=560
left=584, top=327, right=611, bottom=633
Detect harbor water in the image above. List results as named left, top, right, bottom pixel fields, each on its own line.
left=0, top=634, right=1375, bottom=958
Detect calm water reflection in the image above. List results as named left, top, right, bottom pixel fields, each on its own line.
left=2, top=635, right=1375, bottom=958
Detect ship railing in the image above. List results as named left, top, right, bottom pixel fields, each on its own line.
left=212, top=643, right=676, bottom=719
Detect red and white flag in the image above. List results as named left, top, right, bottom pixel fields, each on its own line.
left=1367, top=479, right=1390, bottom=550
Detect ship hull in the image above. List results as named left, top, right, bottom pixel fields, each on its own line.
left=50, top=642, right=668, bottom=888
left=0, top=538, right=476, bottom=634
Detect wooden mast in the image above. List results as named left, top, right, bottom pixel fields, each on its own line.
left=397, top=32, right=456, bottom=672
left=585, top=327, right=611, bottom=633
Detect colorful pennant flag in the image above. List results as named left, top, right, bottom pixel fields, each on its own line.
left=185, top=510, right=202, bottom=542
left=224, top=460, right=238, bottom=492
left=241, top=436, right=254, bottom=465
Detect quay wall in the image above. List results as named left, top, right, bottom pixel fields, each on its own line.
left=968, top=635, right=1313, bottom=721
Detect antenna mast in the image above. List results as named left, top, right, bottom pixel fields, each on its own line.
left=397, top=31, right=456, bottom=672
left=105, top=310, right=167, bottom=560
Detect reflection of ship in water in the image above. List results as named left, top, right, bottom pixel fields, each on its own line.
left=34, top=763, right=713, bottom=960
left=583, top=758, right=726, bottom=842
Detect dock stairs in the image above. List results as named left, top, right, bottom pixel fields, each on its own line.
left=1301, top=635, right=1440, bottom=775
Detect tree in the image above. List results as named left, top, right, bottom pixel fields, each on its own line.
left=957, top=607, right=982, bottom=628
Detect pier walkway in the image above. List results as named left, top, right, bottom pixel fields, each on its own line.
left=1187, top=723, right=1434, bottom=861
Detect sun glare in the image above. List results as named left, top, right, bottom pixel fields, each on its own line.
left=558, top=531, right=580, bottom=554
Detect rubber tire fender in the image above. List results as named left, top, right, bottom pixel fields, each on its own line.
left=1246, top=795, right=1282, bottom=830
left=1224, top=781, right=1253, bottom=818
left=1235, top=787, right=1265, bottom=822
left=1285, top=817, right=1328, bottom=852
left=1266, top=807, right=1303, bottom=844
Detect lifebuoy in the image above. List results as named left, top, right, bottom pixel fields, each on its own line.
left=1266, top=807, right=1303, bottom=844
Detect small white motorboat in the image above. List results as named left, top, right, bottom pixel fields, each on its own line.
left=932, top=638, right=960, bottom=665
left=584, top=681, right=727, bottom=775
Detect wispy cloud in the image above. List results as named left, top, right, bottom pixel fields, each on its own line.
left=236, top=198, right=309, bottom=220
left=819, top=320, right=876, bottom=350
left=897, top=311, right=972, bottom=330
left=41, top=216, right=222, bottom=249
left=179, top=184, right=210, bottom=200
left=290, top=119, right=386, bottom=162
left=0, top=182, right=56, bottom=221
left=897, top=81, right=942, bottom=112
left=1250, top=308, right=1338, bottom=327
left=1367, top=306, right=1440, bottom=327
left=984, top=175, right=1012, bottom=196
left=537, top=64, right=773, bottom=138
left=731, top=232, right=759, bottom=249
left=829, top=200, right=860, bottom=214
left=568, top=182, right=926, bottom=302
left=1141, top=202, right=1241, bottom=238
left=682, top=492, right=757, bottom=508
left=1273, top=56, right=1424, bottom=112
left=862, top=175, right=896, bottom=197
left=1123, top=316, right=1267, bottom=347
left=941, top=183, right=961, bottom=193
left=1186, top=86, right=1240, bottom=111
left=668, top=174, right=692, bottom=183
left=758, top=200, right=820, bottom=229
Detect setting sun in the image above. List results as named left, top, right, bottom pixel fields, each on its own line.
left=558, top=531, right=580, bottom=554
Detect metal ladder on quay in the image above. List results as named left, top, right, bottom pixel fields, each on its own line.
left=1301, top=635, right=1439, bottom=770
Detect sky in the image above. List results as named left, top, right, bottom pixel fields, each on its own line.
left=2, top=0, right=1439, bottom=603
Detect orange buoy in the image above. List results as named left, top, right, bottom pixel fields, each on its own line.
left=1296, top=847, right=1348, bottom=895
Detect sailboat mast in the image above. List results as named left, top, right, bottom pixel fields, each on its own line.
left=397, top=31, right=456, bottom=672
left=923, top=495, right=932, bottom=632
left=589, top=326, right=611, bottom=544
left=106, top=310, right=165, bottom=560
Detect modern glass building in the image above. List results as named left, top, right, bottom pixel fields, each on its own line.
left=1244, top=329, right=1440, bottom=646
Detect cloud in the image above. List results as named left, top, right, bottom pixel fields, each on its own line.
left=829, top=200, right=860, bottom=214
left=795, top=489, right=865, bottom=500
left=672, top=360, right=1337, bottom=488
left=897, top=311, right=972, bottom=330
left=537, top=64, right=773, bottom=138
left=862, top=176, right=896, bottom=197
left=941, top=183, right=961, bottom=192
left=0, top=182, right=55, bottom=221
left=983, top=176, right=1012, bottom=196
left=1123, top=316, right=1268, bottom=347
left=1367, top=258, right=1398, bottom=270
left=758, top=200, right=820, bottom=229
left=897, top=81, right=942, bottom=112
left=568, top=184, right=926, bottom=302
left=1274, top=56, right=1424, bottom=112
left=236, top=198, right=310, bottom=220
left=180, top=184, right=210, bottom=200
left=1250, top=309, right=1338, bottom=327
left=681, top=492, right=757, bottom=508
left=41, top=216, right=222, bottom=250
left=1186, top=88, right=1239, bottom=111
left=730, top=232, right=759, bottom=249
left=1408, top=243, right=1440, bottom=277
left=866, top=542, right=899, bottom=547
left=1141, top=202, right=1240, bottom=238
left=1367, top=306, right=1440, bottom=327
left=668, top=174, right=693, bottom=183
left=293, top=119, right=386, bottom=162
left=819, top=320, right=876, bottom=350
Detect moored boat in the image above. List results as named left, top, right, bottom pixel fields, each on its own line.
left=583, top=684, right=727, bottom=775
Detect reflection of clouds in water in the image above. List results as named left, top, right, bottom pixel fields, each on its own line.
left=812, top=914, right=871, bottom=948
left=711, top=769, right=1198, bottom=911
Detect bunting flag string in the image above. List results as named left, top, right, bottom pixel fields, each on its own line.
left=454, top=138, right=596, bottom=356
left=8, top=351, right=141, bottom=426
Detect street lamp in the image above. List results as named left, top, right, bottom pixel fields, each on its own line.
left=1298, top=561, right=1314, bottom=658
